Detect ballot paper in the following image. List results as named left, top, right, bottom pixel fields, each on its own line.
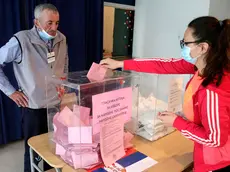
left=87, top=62, right=113, bottom=81
left=134, top=93, right=176, bottom=141
left=124, top=131, right=134, bottom=149
left=53, top=106, right=92, bottom=144
left=53, top=106, right=100, bottom=169
left=100, top=116, right=125, bottom=166
left=53, top=105, right=134, bottom=170
left=87, top=63, right=110, bottom=81
left=59, top=144, right=101, bottom=169
left=73, top=104, right=91, bottom=126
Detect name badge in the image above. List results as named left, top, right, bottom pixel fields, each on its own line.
left=47, top=52, right=55, bottom=58
left=47, top=52, right=55, bottom=63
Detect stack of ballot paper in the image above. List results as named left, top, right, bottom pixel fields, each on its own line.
left=53, top=105, right=134, bottom=169
left=57, top=143, right=101, bottom=169
left=53, top=105, right=92, bottom=145
left=53, top=105, right=102, bottom=169
left=135, top=93, right=175, bottom=141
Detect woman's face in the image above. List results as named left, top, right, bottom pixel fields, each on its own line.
left=183, top=27, right=202, bottom=58
left=183, top=27, right=209, bottom=59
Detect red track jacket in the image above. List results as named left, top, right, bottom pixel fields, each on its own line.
left=124, top=58, right=230, bottom=172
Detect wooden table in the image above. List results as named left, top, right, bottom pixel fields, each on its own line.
left=28, top=133, right=66, bottom=172
left=62, top=131, right=194, bottom=172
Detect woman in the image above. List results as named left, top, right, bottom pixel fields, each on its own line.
left=100, top=16, right=230, bottom=172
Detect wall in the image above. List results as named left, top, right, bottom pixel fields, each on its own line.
left=103, top=6, right=115, bottom=53
left=132, top=0, right=210, bottom=58
left=209, top=0, right=230, bottom=20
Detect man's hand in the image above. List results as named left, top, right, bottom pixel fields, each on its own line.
left=56, top=86, right=65, bottom=99
left=9, top=91, right=28, bottom=107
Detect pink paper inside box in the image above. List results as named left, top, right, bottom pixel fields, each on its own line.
left=53, top=105, right=92, bottom=145
left=52, top=105, right=102, bottom=169
left=52, top=105, right=134, bottom=169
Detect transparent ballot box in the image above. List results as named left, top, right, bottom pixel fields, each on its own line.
left=46, top=70, right=139, bottom=169
left=133, top=72, right=191, bottom=141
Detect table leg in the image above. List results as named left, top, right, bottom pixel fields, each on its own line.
left=55, top=168, right=62, bottom=172
left=29, top=147, right=43, bottom=172
left=29, top=147, right=35, bottom=172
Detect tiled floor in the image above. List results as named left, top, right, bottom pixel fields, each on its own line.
left=0, top=140, right=24, bottom=172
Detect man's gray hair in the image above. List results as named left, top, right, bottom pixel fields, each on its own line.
left=34, top=3, right=58, bottom=19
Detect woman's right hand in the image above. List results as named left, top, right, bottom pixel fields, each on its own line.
left=100, top=58, right=124, bottom=69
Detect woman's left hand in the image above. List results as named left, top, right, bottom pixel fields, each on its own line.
left=158, top=111, right=178, bottom=127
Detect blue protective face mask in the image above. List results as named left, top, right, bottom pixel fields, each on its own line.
left=36, top=19, right=57, bottom=40
left=181, top=45, right=198, bottom=64
left=38, top=29, right=56, bottom=40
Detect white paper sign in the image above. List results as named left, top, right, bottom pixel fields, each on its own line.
left=168, top=78, right=183, bottom=112
left=92, top=87, right=132, bottom=134
left=100, top=116, right=125, bottom=166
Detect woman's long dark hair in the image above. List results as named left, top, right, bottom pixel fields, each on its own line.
left=188, top=16, right=230, bottom=87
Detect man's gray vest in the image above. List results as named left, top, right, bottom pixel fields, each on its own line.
left=13, top=27, right=67, bottom=109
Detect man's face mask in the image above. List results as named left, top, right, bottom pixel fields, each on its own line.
left=37, top=20, right=57, bottom=40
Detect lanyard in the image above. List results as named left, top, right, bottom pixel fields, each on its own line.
left=46, top=40, right=53, bottom=52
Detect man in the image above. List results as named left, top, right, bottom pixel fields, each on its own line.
left=0, top=3, right=68, bottom=172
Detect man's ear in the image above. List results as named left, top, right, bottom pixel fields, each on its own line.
left=34, top=19, right=40, bottom=29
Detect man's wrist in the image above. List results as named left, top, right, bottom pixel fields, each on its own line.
left=5, top=86, right=16, bottom=97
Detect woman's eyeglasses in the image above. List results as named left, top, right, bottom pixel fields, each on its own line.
left=180, top=39, right=200, bottom=48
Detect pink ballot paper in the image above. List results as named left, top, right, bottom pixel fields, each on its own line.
left=71, top=151, right=99, bottom=169
left=124, top=131, right=134, bottom=149
left=92, top=87, right=132, bottom=134
left=56, top=143, right=66, bottom=155
left=87, top=62, right=112, bottom=81
left=53, top=106, right=92, bottom=144
left=58, top=106, right=85, bottom=126
left=60, top=147, right=101, bottom=169
left=73, top=105, right=90, bottom=126
left=100, top=116, right=125, bottom=167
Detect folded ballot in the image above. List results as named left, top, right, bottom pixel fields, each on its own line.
left=87, top=62, right=113, bottom=81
